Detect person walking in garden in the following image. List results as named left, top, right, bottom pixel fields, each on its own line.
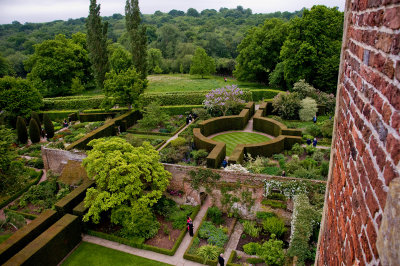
left=306, top=138, right=311, bottom=145
left=313, top=138, right=318, bottom=147
left=187, top=216, right=194, bottom=236
left=313, top=115, right=317, bottom=123
left=218, top=253, right=225, bottom=266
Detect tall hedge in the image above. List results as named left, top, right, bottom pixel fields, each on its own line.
left=42, top=114, right=54, bottom=139
left=31, top=111, right=41, bottom=128
left=16, top=116, right=28, bottom=144
left=29, top=119, right=41, bottom=143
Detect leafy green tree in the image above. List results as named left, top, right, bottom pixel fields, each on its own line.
left=147, top=48, right=163, bottom=74
left=16, top=116, right=28, bottom=144
left=82, top=138, right=171, bottom=230
left=190, top=48, right=215, bottom=78
left=277, top=6, right=343, bottom=92
left=272, top=92, right=301, bottom=120
left=156, top=24, right=182, bottom=59
left=299, top=97, right=318, bottom=121
left=187, top=8, right=200, bottom=17
left=109, top=45, right=132, bottom=73
left=137, top=101, right=170, bottom=129
left=0, top=126, right=15, bottom=175
left=103, top=67, right=146, bottom=110
left=29, top=118, right=40, bottom=143
left=43, top=114, right=54, bottom=139
left=0, top=54, right=12, bottom=77
left=234, top=18, right=288, bottom=84
left=125, top=0, right=148, bottom=79
left=26, top=34, right=92, bottom=97
left=86, top=0, right=109, bottom=89
left=0, top=76, right=42, bottom=124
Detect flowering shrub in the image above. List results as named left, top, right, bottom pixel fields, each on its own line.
left=167, top=189, right=183, bottom=197
left=272, top=91, right=301, bottom=120
left=203, top=85, right=246, bottom=116
left=199, top=221, right=229, bottom=247
left=224, top=164, right=249, bottom=173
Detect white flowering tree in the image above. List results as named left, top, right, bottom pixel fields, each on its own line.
left=203, top=85, right=245, bottom=116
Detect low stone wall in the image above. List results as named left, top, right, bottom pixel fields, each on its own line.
left=41, top=147, right=87, bottom=174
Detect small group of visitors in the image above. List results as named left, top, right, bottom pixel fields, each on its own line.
left=306, top=137, right=318, bottom=147
left=186, top=113, right=198, bottom=125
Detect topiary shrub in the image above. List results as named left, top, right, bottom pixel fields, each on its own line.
left=299, top=97, right=318, bottom=121
left=31, top=111, right=41, bottom=128
left=29, top=118, right=41, bottom=143
left=262, top=216, right=287, bottom=238
left=16, top=116, right=28, bottom=144
left=43, top=113, right=54, bottom=139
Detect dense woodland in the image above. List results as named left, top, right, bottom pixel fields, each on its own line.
left=0, top=5, right=343, bottom=97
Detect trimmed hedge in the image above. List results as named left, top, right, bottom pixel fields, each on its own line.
left=140, top=91, right=252, bottom=106
left=0, top=209, right=58, bottom=264
left=244, top=102, right=255, bottom=118
left=54, top=180, right=94, bottom=215
left=43, top=96, right=104, bottom=110
left=193, top=129, right=226, bottom=169
left=72, top=200, right=87, bottom=217
left=79, top=112, right=116, bottom=122
left=3, top=209, right=38, bottom=220
left=226, top=250, right=241, bottom=266
left=66, top=110, right=142, bottom=150
left=250, top=89, right=281, bottom=101
left=253, top=112, right=301, bottom=137
left=0, top=171, right=42, bottom=210
left=4, top=214, right=81, bottom=266
left=159, top=105, right=202, bottom=115
left=87, top=204, right=201, bottom=256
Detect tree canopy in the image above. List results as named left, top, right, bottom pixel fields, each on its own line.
left=190, top=47, right=215, bottom=78
left=82, top=138, right=171, bottom=226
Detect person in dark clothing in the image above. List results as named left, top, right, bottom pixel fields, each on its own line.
left=282, top=170, right=286, bottom=177
left=306, top=138, right=312, bottom=145
left=313, top=115, right=317, bottom=123
left=63, top=119, right=68, bottom=128
left=313, top=138, right=318, bottom=147
left=222, top=159, right=228, bottom=168
left=186, top=117, right=190, bottom=125
left=187, top=216, right=194, bottom=236
left=218, top=253, right=225, bottom=266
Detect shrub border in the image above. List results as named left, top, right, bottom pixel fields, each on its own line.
left=3, top=209, right=38, bottom=220
left=86, top=204, right=201, bottom=256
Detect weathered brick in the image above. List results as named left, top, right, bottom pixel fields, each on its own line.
left=396, top=61, right=400, bottom=82
left=360, top=229, right=373, bottom=262
left=366, top=219, right=379, bottom=258
left=382, top=84, right=400, bottom=110
left=375, top=32, right=392, bottom=53
left=383, top=7, right=400, bottom=29
left=386, top=133, right=400, bottom=165
left=369, top=136, right=387, bottom=171
left=391, top=110, right=400, bottom=129
left=381, top=102, right=392, bottom=125
left=383, top=162, right=398, bottom=186
left=365, top=189, right=380, bottom=218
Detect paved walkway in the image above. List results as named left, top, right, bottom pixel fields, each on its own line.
left=157, top=119, right=195, bottom=151
left=223, top=221, right=243, bottom=259
left=83, top=196, right=212, bottom=266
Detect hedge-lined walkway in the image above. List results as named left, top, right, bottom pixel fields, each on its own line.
left=157, top=119, right=195, bottom=151
left=82, top=196, right=212, bottom=266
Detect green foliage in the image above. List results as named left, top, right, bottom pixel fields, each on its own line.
left=305, top=145, right=317, bottom=155
left=82, top=138, right=171, bottom=225
left=207, top=206, right=223, bottom=225
left=137, top=101, right=170, bottom=130
left=262, top=216, right=287, bottom=238
left=103, top=67, right=146, bottom=109
left=267, top=193, right=287, bottom=201
left=257, top=236, right=285, bottom=265
left=125, top=0, right=148, bottom=79
left=87, top=0, right=109, bottom=89
left=16, top=116, right=28, bottom=144
left=256, top=211, right=276, bottom=220
left=190, top=47, right=215, bottom=78
left=196, top=244, right=221, bottom=263
left=70, top=77, right=85, bottom=95
left=262, top=199, right=287, bottom=209
left=0, top=76, right=43, bottom=122
left=31, top=111, right=41, bottom=127
left=234, top=18, right=288, bottom=84
left=29, top=118, right=40, bottom=143
left=299, top=97, right=318, bottom=122
left=198, top=221, right=228, bottom=247
left=305, top=124, right=322, bottom=137
left=245, top=155, right=268, bottom=174
left=290, top=143, right=304, bottom=155
left=278, top=6, right=343, bottom=92
left=189, top=168, right=221, bottom=190
left=242, top=220, right=261, bottom=238
left=243, top=242, right=260, bottom=255
left=170, top=137, right=186, bottom=147
left=292, top=80, right=316, bottom=99
left=321, top=118, right=334, bottom=138
left=5, top=211, right=26, bottom=229
left=109, top=45, right=132, bottom=73
left=0, top=126, right=16, bottom=175
left=26, top=34, right=92, bottom=97
left=272, top=92, right=300, bottom=120
left=147, top=48, right=163, bottom=74
left=320, top=161, right=329, bottom=177
left=43, top=114, right=54, bottom=139
left=191, top=149, right=208, bottom=165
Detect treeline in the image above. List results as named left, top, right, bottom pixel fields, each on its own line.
left=0, top=6, right=303, bottom=78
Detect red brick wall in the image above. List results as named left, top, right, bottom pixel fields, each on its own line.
left=317, top=0, right=400, bottom=264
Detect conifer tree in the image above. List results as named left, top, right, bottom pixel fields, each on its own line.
left=31, top=111, right=41, bottom=128
left=29, top=118, right=40, bottom=143
left=16, top=116, right=28, bottom=144
left=125, top=0, right=148, bottom=80
left=87, top=0, right=109, bottom=89
left=43, top=114, right=54, bottom=139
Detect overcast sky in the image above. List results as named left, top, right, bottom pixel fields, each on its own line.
left=0, top=0, right=345, bottom=24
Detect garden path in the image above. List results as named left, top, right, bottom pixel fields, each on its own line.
left=157, top=119, right=195, bottom=152
left=223, top=221, right=243, bottom=260
left=82, top=196, right=212, bottom=266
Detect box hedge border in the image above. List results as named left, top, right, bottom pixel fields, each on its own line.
left=0, top=170, right=42, bottom=210
left=226, top=250, right=241, bottom=266
left=250, top=89, right=281, bottom=102
left=3, top=209, right=38, bottom=220
left=3, top=214, right=81, bottom=266
left=54, top=180, right=94, bottom=215
left=0, top=209, right=59, bottom=264
left=86, top=204, right=201, bottom=256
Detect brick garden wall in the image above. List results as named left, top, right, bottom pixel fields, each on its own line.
left=317, top=0, right=400, bottom=264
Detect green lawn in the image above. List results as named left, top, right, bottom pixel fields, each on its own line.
left=212, top=132, right=271, bottom=156
left=146, top=74, right=270, bottom=93
left=62, top=242, right=172, bottom=266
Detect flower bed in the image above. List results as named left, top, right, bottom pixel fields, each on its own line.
left=131, top=114, right=186, bottom=134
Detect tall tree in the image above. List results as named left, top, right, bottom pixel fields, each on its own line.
left=125, top=0, right=148, bottom=80
left=190, top=47, right=215, bottom=78
left=86, top=0, right=109, bottom=89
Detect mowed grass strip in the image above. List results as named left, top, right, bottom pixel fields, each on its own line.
left=212, top=132, right=271, bottom=156
left=62, top=242, right=172, bottom=266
